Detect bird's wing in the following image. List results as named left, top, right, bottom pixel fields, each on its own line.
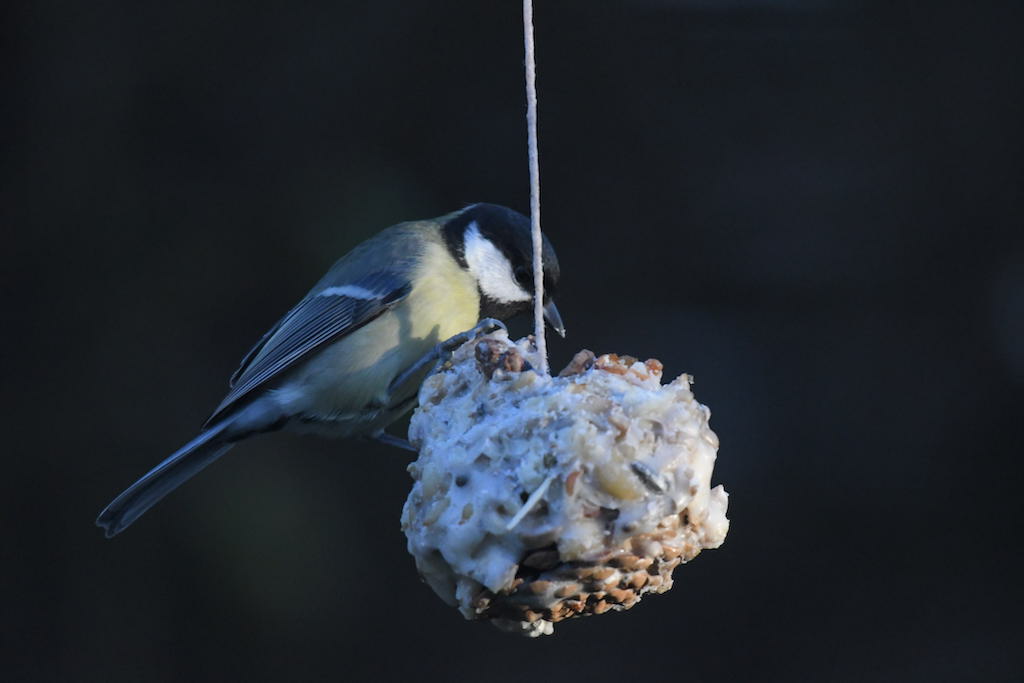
left=228, top=319, right=284, bottom=389
left=205, top=271, right=412, bottom=425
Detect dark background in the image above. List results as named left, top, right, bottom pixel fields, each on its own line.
left=3, top=1, right=1021, bottom=681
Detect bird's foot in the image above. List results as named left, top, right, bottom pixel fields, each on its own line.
left=437, top=318, right=507, bottom=356
left=386, top=318, right=507, bottom=396
left=370, top=431, right=416, bottom=452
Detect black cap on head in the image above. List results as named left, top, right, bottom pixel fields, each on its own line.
left=442, top=203, right=560, bottom=305
left=440, top=204, right=562, bottom=331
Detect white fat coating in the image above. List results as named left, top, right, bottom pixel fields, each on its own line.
left=317, top=285, right=379, bottom=299
left=463, top=222, right=531, bottom=304
left=401, top=331, right=730, bottom=628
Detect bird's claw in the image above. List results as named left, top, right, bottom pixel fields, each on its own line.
left=437, top=318, right=506, bottom=354
left=370, top=431, right=416, bottom=452
left=386, top=319, right=509, bottom=397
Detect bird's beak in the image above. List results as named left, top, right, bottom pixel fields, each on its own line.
left=543, top=299, right=566, bottom=338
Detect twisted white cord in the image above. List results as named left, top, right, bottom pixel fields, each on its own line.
left=523, top=0, right=547, bottom=375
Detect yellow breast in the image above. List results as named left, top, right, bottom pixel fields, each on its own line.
left=289, top=238, right=480, bottom=427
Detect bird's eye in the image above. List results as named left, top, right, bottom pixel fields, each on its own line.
left=513, top=266, right=530, bottom=286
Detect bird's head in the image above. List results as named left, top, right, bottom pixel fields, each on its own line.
left=442, top=203, right=564, bottom=336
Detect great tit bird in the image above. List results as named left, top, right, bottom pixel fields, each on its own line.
left=96, top=203, right=563, bottom=538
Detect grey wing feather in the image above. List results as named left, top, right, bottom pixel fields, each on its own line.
left=206, top=271, right=411, bottom=425
left=229, top=319, right=284, bottom=388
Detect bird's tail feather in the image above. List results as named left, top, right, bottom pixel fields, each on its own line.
left=96, top=422, right=234, bottom=538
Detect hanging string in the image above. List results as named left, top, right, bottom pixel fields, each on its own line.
left=522, top=0, right=548, bottom=375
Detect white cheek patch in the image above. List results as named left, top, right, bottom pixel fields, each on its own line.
left=464, top=222, right=531, bottom=304
left=317, top=285, right=379, bottom=299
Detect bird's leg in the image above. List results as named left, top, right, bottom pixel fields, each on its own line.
left=365, top=394, right=419, bottom=452
left=372, top=319, right=506, bottom=454
left=370, top=431, right=417, bottom=452
left=435, top=317, right=507, bottom=358
left=386, top=318, right=507, bottom=399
